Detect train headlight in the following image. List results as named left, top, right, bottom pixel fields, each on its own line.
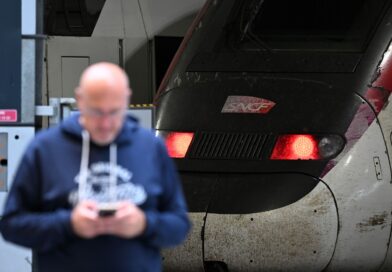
left=318, top=135, right=345, bottom=159
left=270, top=134, right=345, bottom=160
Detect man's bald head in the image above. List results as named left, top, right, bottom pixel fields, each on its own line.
left=77, top=62, right=131, bottom=98
left=76, top=62, right=131, bottom=145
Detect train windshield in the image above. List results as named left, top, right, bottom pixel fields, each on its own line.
left=237, top=0, right=389, bottom=52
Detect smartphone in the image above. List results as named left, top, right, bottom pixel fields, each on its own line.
left=98, top=208, right=116, bottom=217
left=98, top=203, right=118, bottom=217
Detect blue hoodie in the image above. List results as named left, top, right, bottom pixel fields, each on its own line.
left=0, top=114, right=190, bottom=272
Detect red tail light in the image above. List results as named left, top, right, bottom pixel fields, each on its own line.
left=270, top=134, right=345, bottom=160
left=164, top=132, right=194, bottom=158
left=271, top=135, right=319, bottom=160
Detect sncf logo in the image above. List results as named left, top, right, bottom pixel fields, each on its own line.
left=221, top=95, right=276, bottom=114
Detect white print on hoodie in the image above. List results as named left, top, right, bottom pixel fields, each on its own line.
left=74, top=162, right=147, bottom=205
left=74, top=130, right=147, bottom=205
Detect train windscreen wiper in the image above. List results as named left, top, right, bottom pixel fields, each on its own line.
left=239, top=0, right=272, bottom=52
left=240, top=0, right=265, bottom=42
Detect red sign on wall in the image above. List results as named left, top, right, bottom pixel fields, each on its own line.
left=0, top=109, right=17, bottom=122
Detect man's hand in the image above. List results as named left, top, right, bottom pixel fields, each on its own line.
left=101, top=201, right=147, bottom=238
left=71, top=200, right=106, bottom=238
left=71, top=201, right=147, bottom=239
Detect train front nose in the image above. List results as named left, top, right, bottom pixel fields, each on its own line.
left=156, top=79, right=352, bottom=271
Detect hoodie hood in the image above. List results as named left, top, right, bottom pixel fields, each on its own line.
left=60, top=113, right=139, bottom=145
left=61, top=113, right=141, bottom=204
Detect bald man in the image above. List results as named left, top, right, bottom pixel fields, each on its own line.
left=0, top=62, right=190, bottom=272
left=76, top=62, right=130, bottom=145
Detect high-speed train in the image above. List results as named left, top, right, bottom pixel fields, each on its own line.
left=154, top=0, right=392, bottom=271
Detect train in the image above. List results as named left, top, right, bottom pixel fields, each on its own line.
left=154, top=0, right=392, bottom=271
left=2, top=0, right=392, bottom=271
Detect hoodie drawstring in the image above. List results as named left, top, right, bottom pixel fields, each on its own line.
left=79, top=130, right=90, bottom=201
left=109, top=144, right=117, bottom=202
left=79, top=130, right=117, bottom=203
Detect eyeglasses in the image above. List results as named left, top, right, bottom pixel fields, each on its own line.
left=82, top=108, right=126, bottom=119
